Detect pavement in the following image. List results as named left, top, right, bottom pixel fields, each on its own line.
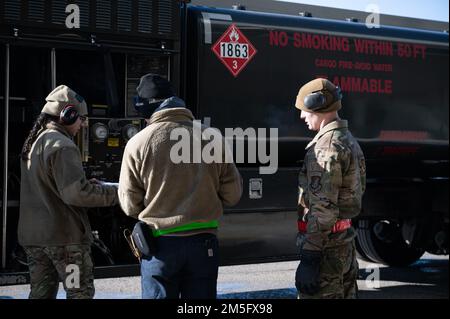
left=0, top=253, right=447, bottom=299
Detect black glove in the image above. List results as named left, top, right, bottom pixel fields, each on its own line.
left=295, top=249, right=322, bottom=295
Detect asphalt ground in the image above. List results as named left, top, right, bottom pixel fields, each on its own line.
left=0, top=253, right=447, bottom=299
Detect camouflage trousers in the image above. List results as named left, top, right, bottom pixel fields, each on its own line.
left=23, top=244, right=95, bottom=299
left=299, top=240, right=359, bottom=299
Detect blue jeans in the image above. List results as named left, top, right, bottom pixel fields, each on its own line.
left=140, top=233, right=219, bottom=299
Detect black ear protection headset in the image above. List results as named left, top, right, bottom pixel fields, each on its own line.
left=303, top=86, right=343, bottom=112
left=133, top=96, right=163, bottom=119
left=60, top=104, right=80, bottom=125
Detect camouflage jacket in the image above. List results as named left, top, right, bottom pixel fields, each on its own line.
left=298, top=119, right=366, bottom=251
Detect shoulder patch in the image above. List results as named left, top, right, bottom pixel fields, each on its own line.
left=309, top=175, right=322, bottom=193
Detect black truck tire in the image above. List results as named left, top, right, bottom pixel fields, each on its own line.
left=355, top=219, right=425, bottom=266
left=354, top=233, right=373, bottom=262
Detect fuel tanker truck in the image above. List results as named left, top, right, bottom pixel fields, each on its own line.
left=1, top=1, right=448, bottom=284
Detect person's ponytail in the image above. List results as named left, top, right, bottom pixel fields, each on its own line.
left=21, top=113, right=54, bottom=160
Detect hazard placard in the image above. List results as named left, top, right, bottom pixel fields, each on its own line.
left=211, top=24, right=257, bottom=77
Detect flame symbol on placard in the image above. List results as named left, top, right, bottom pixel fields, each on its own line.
left=229, top=27, right=239, bottom=42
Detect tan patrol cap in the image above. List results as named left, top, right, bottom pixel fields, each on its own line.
left=295, top=78, right=342, bottom=113
left=41, top=85, right=88, bottom=116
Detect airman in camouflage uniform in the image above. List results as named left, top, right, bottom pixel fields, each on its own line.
left=293, top=78, right=366, bottom=299
left=19, top=86, right=118, bottom=299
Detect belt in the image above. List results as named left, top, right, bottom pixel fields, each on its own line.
left=297, top=219, right=351, bottom=233
left=152, top=220, right=218, bottom=237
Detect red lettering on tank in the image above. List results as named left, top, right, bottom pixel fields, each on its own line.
left=269, top=31, right=288, bottom=47
left=379, top=131, right=429, bottom=141
left=292, top=32, right=350, bottom=52
left=354, top=39, right=394, bottom=56
left=333, top=76, right=393, bottom=94
left=397, top=43, right=427, bottom=59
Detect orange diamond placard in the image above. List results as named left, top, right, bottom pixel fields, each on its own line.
left=211, top=24, right=257, bottom=77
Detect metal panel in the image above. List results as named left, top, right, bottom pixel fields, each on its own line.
left=137, top=0, right=152, bottom=34
left=4, top=0, right=21, bottom=21
left=1, top=0, right=181, bottom=40
left=28, top=0, right=45, bottom=22
left=2, top=44, right=10, bottom=269
left=77, top=0, right=90, bottom=29
left=158, top=0, right=173, bottom=34
left=96, top=0, right=111, bottom=30
left=51, top=0, right=66, bottom=25
left=117, top=0, right=132, bottom=32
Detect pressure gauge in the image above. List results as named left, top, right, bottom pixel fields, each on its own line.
left=92, top=123, right=109, bottom=140
left=123, top=124, right=139, bottom=140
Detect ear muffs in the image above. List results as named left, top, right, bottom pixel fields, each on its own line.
left=303, top=86, right=343, bottom=112
left=133, top=96, right=162, bottom=118
left=60, top=105, right=79, bottom=125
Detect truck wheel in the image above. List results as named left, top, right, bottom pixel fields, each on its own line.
left=356, top=219, right=425, bottom=266
left=354, top=233, right=373, bottom=262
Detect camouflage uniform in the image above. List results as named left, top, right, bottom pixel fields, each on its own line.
left=24, top=245, right=94, bottom=299
left=297, top=119, right=366, bottom=299
left=19, top=86, right=118, bottom=299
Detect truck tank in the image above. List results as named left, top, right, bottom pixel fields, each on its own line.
left=184, top=5, right=449, bottom=266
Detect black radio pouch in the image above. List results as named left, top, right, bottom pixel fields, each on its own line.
left=132, top=221, right=157, bottom=258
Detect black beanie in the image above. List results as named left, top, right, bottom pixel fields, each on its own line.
left=136, top=73, right=175, bottom=100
